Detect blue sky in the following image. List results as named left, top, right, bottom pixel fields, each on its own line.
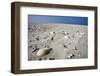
left=28, top=15, right=88, bottom=25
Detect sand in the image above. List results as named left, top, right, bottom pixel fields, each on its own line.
left=28, top=23, right=88, bottom=61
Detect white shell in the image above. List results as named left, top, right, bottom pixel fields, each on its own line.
left=36, top=48, right=49, bottom=57
left=64, top=36, right=68, bottom=39
left=50, top=32, right=54, bottom=34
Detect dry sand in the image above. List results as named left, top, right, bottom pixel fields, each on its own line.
left=28, top=23, right=88, bottom=61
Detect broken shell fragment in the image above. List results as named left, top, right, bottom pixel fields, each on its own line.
left=64, top=36, right=68, bottom=39
left=67, top=54, right=75, bottom=58
left=32, top=48, right=39, bottom=53
left=50, top=31, right=55, bottom=35
left=72, top=47, right=77, bottom=50
left=36, top=48, right=51, bottom=57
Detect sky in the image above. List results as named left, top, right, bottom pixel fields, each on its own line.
left=28, top=15, right=88, bottom=25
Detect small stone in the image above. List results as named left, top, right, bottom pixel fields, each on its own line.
left=49, top=58, right=55, bottom=60
left=72, top=47, right=77, bottom=50
left=63, top=45, right=68, bottom=48
left=70, top=54, right=75, bottom=58
left=50, top=32, right=56, bottom=35
left=66, top=32, right=69, bottom=35
left=51, top=37, right=54, bottom=41
left=32, top=48, right=39, bottom=52
left=39, top=58, right=42, bottom=61
left=77, top=30, right=80, bottom=33
left=36, top=37, right=39, bottom=41
left=67, top=54, right=75, bottom=58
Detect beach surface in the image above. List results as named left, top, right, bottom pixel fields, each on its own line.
left=28, top=23, right=88, bottom=61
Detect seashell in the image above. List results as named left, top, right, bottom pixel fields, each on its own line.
left=36, top=37, right=39, bottom=41
left=36, top=48, right=51, bottom=57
